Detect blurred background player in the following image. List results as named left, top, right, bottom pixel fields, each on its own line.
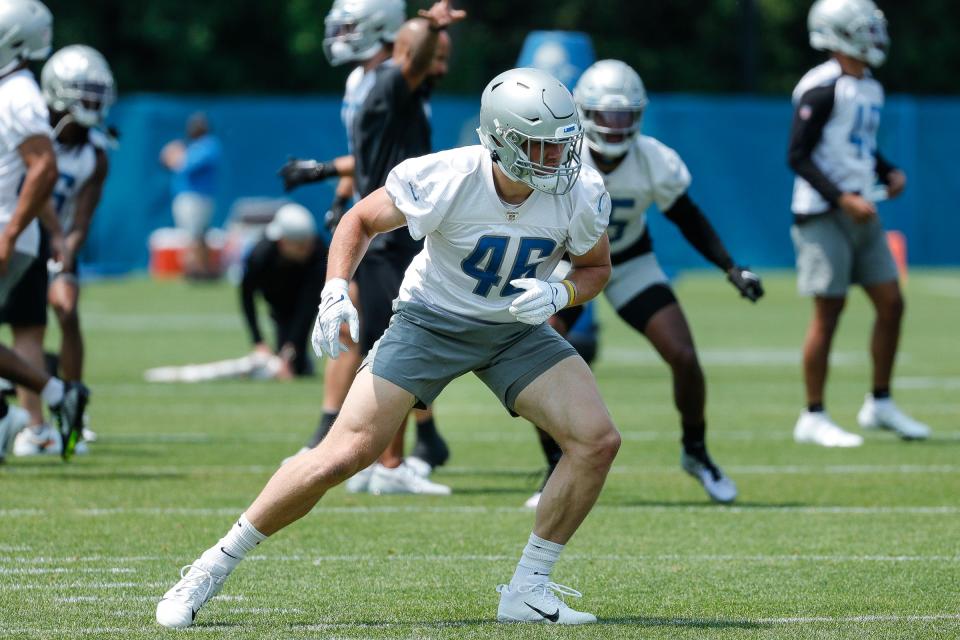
left=526, top=60, right=765, bottom=507
left=278, top=0, right=403, bottom=464
left=241, top=203, right=326, bottom=379
left=0, top=0, right=89, bottom=461
left=789, top=0, right=929, bottom=447
left=4, top=44, right=113, bottom=456
left=160, top=111, right=221, bottom=279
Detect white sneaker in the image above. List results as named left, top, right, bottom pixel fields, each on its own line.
left=280, top=446, right=310, bottom=466
left=368, top=462, right=452, bottom=495
left=794, top=411, right=863, bottom=447
left=156, top=561, right=229, bottom=629
left=496, top=581, right=597, bottom=624
left=681, top=451, right=738, bottom=503
left=345, top=464, right=376, bottom=493
left=523, top=491, right=542, bottom=509
left=81, top=414, right=97, bottom=442
left=0, top=405, right=31, bottom=460
left=13, top=423, right=62, bottom=457
left=404, top=455, right=433, bottom=478
left=857, top=395, right=931, bottom=440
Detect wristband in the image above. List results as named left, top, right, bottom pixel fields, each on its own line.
left=560, top=279, right=577, bottom=306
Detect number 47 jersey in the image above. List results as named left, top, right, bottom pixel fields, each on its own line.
left=385, top=145, right=611, bottom=323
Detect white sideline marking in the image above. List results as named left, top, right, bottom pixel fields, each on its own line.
left=601, top=347, right=870, bottom=367
left=895, top=376, right=960, bottom=390
left=53, top=594, right=246, bottom=603
left=0, top=567, right=133, bottom=575
left=758, top=614, right=960, bottom=624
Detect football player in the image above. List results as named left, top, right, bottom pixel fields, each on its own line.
left=0, top=0, right=89, bottom=461
left=7, top=45, right=112, bottom=456
left=157, top=67, right=616, bottom=628
left=789, top=0, right=929, bottom=446
left=526, top=59, right=765, bottom=507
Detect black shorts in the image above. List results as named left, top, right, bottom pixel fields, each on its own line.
left=355, top=249, right=415, bottom=355
left=0, top=248, right=48, bottom=328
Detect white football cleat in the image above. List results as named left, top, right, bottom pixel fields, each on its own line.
left=0, top=405, right=31, bottom=460
left=794, top=411, right=863, bottom=447
left=681, top=451, right=737, bottom=503
left=523, top=491, right=542, bottom=509
left=368, top=462, right=451, bottom=496
left=857, top=395, right=931, bottom=440
left=13, top=422, right=62, bottom=457
left=345, top=464, right=376, bottom=493
left=404, top=455, right=433, bottom=478
left=156, top=561, right=228, bottom=629
left=81, top=413, right=97, bottom=442
left=496, top=581, right=597, bottom=624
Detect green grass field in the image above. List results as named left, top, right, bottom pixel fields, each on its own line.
left=1, top=270, right=958, bottom=639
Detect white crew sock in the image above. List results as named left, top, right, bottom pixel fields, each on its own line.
left=510, top=532, right=564, bottom=587
left=199, top=513, right=268, bottom=575
left=40, top=378, right=65, bottom=407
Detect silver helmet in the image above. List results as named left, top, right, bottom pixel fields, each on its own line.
left=0, top=0, right=52, bottom=76
left=42, top=45, right=115, bottom=128
left=573, top=59, right=648, bottom=158
left=323, top=0, right=405, bottom=66
left=477, top=67, right=584, bottom=196
left=808, top=0, right=889, bottom=67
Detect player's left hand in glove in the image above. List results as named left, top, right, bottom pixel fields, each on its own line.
left=324, top=196, right=350, bottom=231
left=727, top=266, right=764, bottom=302
left=312, top=278, right=359, bottom=359
left=508, top=278, right=570, bottom=325
left=278, top=158, right=336, bottom=192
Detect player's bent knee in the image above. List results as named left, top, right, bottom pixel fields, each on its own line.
left=668, top=344, right=700, bottom=374
left=566, top=424, right=621, bottom=470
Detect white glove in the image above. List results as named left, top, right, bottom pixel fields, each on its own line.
left=508, top=278, right=570, bottom=325
left=311, top=278, right=359, bottom=359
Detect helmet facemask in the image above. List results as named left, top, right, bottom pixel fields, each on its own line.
left=842, top=9, right=889, bottom=67
left=493, top=123, right=584, bottom=196
left=56, top=80, right=114, bottom=127
left=580, top=106, right=643, bottom=158
left=323, top=14, right=376, bottom=66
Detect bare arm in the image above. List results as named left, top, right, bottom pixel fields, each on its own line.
left=565, top=234, right=612, bottom=306
left=325, top=187, right=406, bottom=281
left=62, top=149, right=108, bottom=273
left=401, top=1, right=466, bottom=90
left=0, top=135, right=58, bottom=272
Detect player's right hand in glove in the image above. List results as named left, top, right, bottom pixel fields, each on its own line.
left=278, top=158, right=337, bottom=192
left=727, top=266, right=764, bottom=303
left=324, top=196, right=350, bottom=231
left=312, top=278, right=359, bottom=359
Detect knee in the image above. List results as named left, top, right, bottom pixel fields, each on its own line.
left=568, top=423, right=621, bottom=470
left=668, top=344, right=701, bottom=377
left=55, top=306, right=79, bottom=329
left=878, top=294, right=904, bottom=324
left=301, top=434, right=378, bottom=487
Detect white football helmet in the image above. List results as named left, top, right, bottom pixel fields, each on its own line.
left=477, top=67, right=584, bottom=196
left=42, top=45, right=115, bottom=128
left=808, top=0, right=889, bottom=67
left=323, top=0, right=405, bottom=66
left=0, top=0, right=52, bottom=76
left=573, top=59, right=648, bottom=158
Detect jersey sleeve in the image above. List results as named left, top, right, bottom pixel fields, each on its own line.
left=644, top=138, right=692, bottom=211
left=0, top=77, right=52, bottom=150
left=384, top=154, right=456, bottom=241
left=566, top=167, right=611, bottom=256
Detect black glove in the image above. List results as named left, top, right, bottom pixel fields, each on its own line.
left=727, top=266, right=764, bottom=302
left=277, top=158, right=337, bottom=192
left=324, top=196, right=350, bottom=231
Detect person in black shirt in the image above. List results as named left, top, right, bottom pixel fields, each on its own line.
left=241, top=204, right=326, bottom=378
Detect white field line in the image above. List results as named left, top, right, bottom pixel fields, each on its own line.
left=0, top=567, right=133, bottom=575
left=2, top=504, right=960, bottom=519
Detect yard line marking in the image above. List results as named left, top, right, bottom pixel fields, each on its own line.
left=0, top=567, right=134, bottom=575
left=0, top=581, right=169, bottom=591
left=757, top=614, right=960, bottom=624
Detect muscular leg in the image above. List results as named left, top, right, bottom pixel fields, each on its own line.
left=862, top=280, right=903, bottom=392
left=514, top=356, right=620, bottom=544
left=49, top=276, right=83, bottom=381
left=12, top=325, right=46, bottom=427
left=641, top=303, right=705, bottom=432
left=247, top=369, right=416, bottom=534
left=803, top=296, right=846, bottom=407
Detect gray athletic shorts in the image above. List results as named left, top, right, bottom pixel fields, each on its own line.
left=0, top=251, right=36, bottom=307
left=604, top=252, right=670, bottom=310
left=360, top=301, right=578, bottom=416
left=791, top=210, right=898, bottom=297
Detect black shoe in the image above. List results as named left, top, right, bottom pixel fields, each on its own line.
left=410, top=433, right=450, bottom=468
left=50, top=382, right=90, bottom=461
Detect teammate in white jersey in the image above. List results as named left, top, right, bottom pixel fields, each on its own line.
left=0, top=0, right=89, bottom=462
left=789, top=0, right=929, bottom=447
left=157, top=68, right=617, bottom=627
left=525, top=60, right=763, bottom=506
left=7, top=45, right=112, bottom=456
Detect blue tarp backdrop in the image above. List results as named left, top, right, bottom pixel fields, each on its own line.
left=85, top=94, right=959, bottom=275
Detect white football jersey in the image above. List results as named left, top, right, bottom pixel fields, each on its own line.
left=0, top=70, right=53, bottom=257
left=791, top=59, right=885, bottom=214
left=583, top=135, right=691, bottom=259
left=385, top=145, right=611, bottom=323
left=52, top=140, right=97, bottom=233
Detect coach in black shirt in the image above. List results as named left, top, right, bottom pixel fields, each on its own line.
left=241, top=204, right=326, bottom=378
